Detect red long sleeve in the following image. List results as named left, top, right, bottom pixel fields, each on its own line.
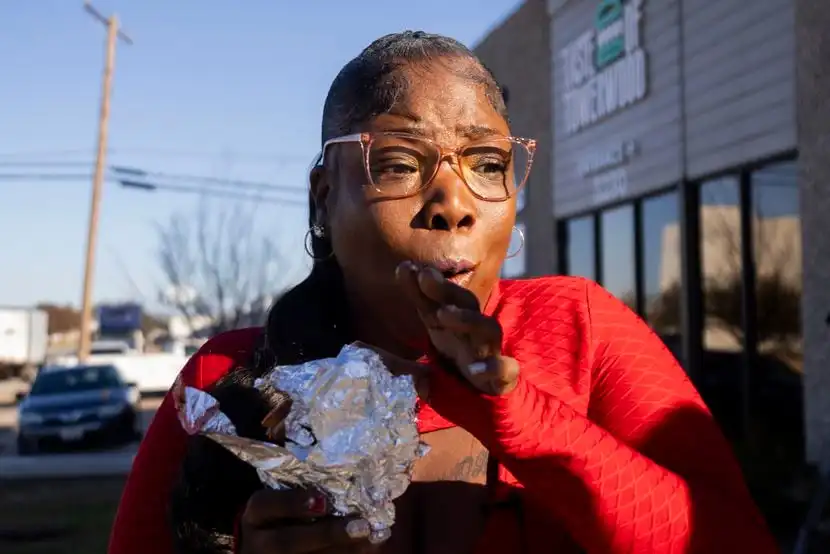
left=107, top=328, right=261, bottom=554
left=428, top=279, right=778, bottom=553
left=108, top=278, right=778, bottom=554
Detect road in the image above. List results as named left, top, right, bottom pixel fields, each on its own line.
left=0, top=391, right=163, bottom=479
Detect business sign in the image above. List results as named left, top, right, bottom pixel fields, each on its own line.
left=97, top=303, right=143, bottom=334
left=578, top=139, right=639, bottom=204
left=559, top=0, right=648, bottom=135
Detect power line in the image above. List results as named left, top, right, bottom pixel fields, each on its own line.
left=0, top=173, right=93, bottom=181
left=0, top=149, right=94, bottom=159
left=0, top=169, right=307, bottom=195
left=119, top=180, right=307, bottom=206
left=106, top=148, right=312, bottom=164
left=0, top=172, right=306, bottom=206
left=105, top=244, right=150, bottom=303
left=109, top=166, right=306, bottom=194
left=0, top=161, right=92, bottom=168
left=0, top=148, right=312, bottom=165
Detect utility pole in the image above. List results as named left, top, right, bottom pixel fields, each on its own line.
left=77, top=1, right=132, bottom=362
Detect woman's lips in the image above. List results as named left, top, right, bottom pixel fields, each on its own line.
left=444, top=270, right=475, bottom=287
left=421, top=259, right=477, bottom=287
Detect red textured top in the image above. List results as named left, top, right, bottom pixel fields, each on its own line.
left=108, top=276, right=779, bottom=553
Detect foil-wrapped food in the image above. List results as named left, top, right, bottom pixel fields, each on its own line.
left=177, top=343, right=428, bottom=543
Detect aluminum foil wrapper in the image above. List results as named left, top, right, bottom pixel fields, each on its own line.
left=178, top=343, right=427, bottom=543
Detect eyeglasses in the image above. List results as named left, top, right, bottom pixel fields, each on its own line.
left=317, top=132, right=537, bottom=202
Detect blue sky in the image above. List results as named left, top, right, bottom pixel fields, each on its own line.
left=0, top=0, right=523, bottom=311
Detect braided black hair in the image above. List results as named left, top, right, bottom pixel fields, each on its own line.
left=169, top=31, right=509, bottom=554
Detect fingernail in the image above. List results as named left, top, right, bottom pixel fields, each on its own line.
left=468, top=361, right=488, bottom=375
left=306, top=494, right=327, bottom=515
left=369, top=527, right=392, bottom=544
left=346, top=519, right=371, bottom=539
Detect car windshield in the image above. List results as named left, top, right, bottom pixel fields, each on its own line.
left=29, top=366, right=122, bottom=396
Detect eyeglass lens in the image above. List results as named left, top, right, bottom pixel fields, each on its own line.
left=366, top=135, right=529, bottom=200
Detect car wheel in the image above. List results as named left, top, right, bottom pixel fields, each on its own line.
left=16, top=436, right=37, bottom=456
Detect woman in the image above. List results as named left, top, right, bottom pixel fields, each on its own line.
left=108, top=31, right=778, bottom=554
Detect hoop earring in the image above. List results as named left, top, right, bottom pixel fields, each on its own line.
left=304, top=225, right=334, bottom=261
left=506, top=225, right=525, bottom=259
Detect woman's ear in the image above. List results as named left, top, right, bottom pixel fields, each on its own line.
left=309, top=165, right=330, bottom=226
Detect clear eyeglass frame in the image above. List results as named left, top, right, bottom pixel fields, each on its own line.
left=313, top=131, right=537, bottom=202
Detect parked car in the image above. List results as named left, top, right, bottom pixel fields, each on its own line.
left=16, top=363, right=142, bottom=455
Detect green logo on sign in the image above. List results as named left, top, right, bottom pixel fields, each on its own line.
left=595, top=0, right=625, bottom=70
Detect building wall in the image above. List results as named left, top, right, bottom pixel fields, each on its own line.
left=795, top=0, right=830, bottom=465
left=474, top=0, right=555, bottom=277
left=551, top=0, right=683, bottom=218
left=490, top=0, right=827, bottom=461
left=548, top=0, right=798, bottom=218
left=683, top=0, right=797, bottom=179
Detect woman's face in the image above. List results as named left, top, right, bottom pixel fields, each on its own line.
left=313, top=59, right=516, bottom=313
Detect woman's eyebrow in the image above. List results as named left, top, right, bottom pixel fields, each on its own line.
left=456, top=124, right=502, bottom=139
left=382, top=125, right=431, bottom=137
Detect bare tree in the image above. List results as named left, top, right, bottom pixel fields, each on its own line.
left=645, top=199, right=802, bottom=349
left=156, top=198, right=286, bottom=336
left=701, top=200, right=801, bottom=348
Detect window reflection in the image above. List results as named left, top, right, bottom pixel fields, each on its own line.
left=751, top=161, right=803, bottom=465
left=699, top=176, right=743, bottom=439
left=600, top=205, right=636, bottom=311
left=752, top=162, right=802, bottom=372
left=700, top=177, right=743, bottom=351
left=566, top=216, right=595, bottom=280
left=641, top=191, right=681, bottom=357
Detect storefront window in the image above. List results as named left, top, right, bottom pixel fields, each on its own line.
left=699, top=176, right=743, bottom=438
left=751, top=162, right=802, bottom=374
left=700, top=177, right=743, bottom=350
left=600, top=205, right=636, bottom=311
left=751, top=161, right=803, bottom=463
left=641, top=191, right=681, bottom=355
left=565, top=216, right=595, bottom=280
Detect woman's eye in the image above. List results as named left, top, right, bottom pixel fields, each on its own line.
left=373, top=160, right=419, bottom=175
left=472, top=159, right=507, bottom=174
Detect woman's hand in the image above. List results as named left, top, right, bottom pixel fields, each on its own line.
left=395, top=261, right=519, bottom=395
left=239, top=488, right=380, bottom=553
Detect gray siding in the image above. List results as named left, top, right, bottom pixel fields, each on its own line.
left=682, top=0, right=797, bottom=179
left=795, top=0, right=830, bottom=465
left=475, top=0, right=555, bottom=277
left=552, top=0, right=683, bottom=218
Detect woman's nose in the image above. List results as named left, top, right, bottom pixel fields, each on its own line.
left=420, top=161, right=477, bottom=231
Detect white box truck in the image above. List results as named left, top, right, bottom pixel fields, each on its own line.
left=0, top=308, right=48, bottom=382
